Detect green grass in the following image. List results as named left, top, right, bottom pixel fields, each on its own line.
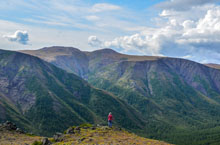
left=32, top=141, right=43, bottom=145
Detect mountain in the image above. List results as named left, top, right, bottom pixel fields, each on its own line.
left=0, top=49, right=146, bottom=137
left=21, top=46, right=89, bottom=79
left=205, top=63, right=220, bottom=70
left=21, top=46, right=220, bottom=145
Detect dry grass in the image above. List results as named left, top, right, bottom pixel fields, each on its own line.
left=119, top=54, right=163, bottom=61
left=53, top=126, right=173, bottom=145
left=205, top=64, right=220, bottom=70
left=0, top=126, right=173, bottom=145
left=20, top=48, right=164, bottom=63
left=0, top=130, right=42, bottom=145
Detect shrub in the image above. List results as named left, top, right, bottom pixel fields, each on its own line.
left=32, top=141, right=43, bottom=145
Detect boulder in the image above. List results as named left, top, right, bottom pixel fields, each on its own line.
left=42, top=138, right=52, bottom=145
left=53, top=132, right=63, bottom=142
left=16, top=128, right=24, bottom=134
left=82, top=126, right=90, bottom=129
left=113, top=127, right=122, bottom=131
left=3, top=121, right=17, bottom=130
left=100, top=126, right=110, bottom=130
left=74, top=126, right=81, bottom=134
left=66, top=127, right=75, bottom=134
left=91, top=126, right=96, bottom=130
left=78, top=137, right=86, bottom=143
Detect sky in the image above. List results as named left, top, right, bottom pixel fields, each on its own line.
left=0, top=0, right=220, bottom=64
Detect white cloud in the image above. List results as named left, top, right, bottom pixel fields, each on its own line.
left=179, top=6, right=220, bottom=46
left=85, top=15, right=100, bottom=21
left=88, top=5, right=220, bottom=63
left=182, top=20, right=195, bottom=29
left=91, top=3, right=121, bottom=13
left=156, top=0, right=219, bottom=11
left=159, top=10, right=175, bottom=17
left=0, top=19, right=99, bottom=51
left=88, top=36, right=102, bottom=47
left=3, top=30, right=29, bottom=45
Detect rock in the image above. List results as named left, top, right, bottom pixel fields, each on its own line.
left=78, top=137, right=86, bottom=143
left=3, top=121, right=17, bottom=130
left=82, top=126, right=89, bottom=129
left=89, top=138, right=93, bottom=142
left=91, top=126, right=96, bottom=130
left=16, top=128, right=24, bottom=134
left=75, top=126, right=80, bottom=130
left=74, top=127, right=81, bottom=134
left=42, top=138, right=52, bottom=145
left=113, top=127, right=122, bottom=131
left=100, top=126, right=110, bottom=130
left=66, top=127, right=75, bottom=134
left=53, top=132, right=63, bottom=142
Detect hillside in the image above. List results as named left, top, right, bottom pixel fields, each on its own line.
left=0, top=49, right=146, bottom=137
left=205, top=63, right=220, bottom=70
left=0, top=122, right=172, bottom=145
left=21, top=46, right=220, bottom=145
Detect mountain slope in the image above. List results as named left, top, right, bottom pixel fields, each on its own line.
left=205, top=63, right=220, bottom=70
left=0, top=49, right=145, bottom=136
left=21, top=46, right=89, bottom=79
left=21, top=46, right=220, bottom=145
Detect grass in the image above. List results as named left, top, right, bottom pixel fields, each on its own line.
left=53, top=126, right=172, bottom=145
left=0, top=129, right=43, bottom=145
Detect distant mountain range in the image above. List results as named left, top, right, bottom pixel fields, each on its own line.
left=0, top=46, right=220, bottom=145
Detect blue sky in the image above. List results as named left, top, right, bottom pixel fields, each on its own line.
left=0, top=0, right=220, bottom=64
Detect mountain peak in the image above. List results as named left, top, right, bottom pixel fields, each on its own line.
left=39, top=46, right=81, bottom=53
left=91, top=48, right=119, bottom=54
left=20, top=46, right=83, bottom=62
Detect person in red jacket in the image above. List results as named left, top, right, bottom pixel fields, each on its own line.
left=108, top=112, right=113, bottom=127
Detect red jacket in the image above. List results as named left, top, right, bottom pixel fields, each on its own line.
left=108, top=114, right=113, bottom=121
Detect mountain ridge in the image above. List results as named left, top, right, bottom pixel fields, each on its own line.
left=205, top=63, right=220, bottom=70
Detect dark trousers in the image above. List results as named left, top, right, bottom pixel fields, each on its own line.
left=108, top=120, right=112, bottom=127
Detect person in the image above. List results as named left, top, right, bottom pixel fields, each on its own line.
left=108, top=112, right=113, bottom=127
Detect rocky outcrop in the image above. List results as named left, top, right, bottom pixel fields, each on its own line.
left=0, top=121, right=24, bottom=134
left=42, top=138, right=52, bottom=145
